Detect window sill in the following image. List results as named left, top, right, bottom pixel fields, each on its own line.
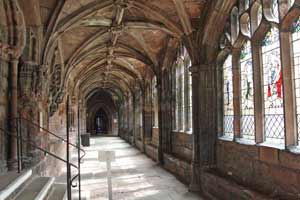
left=218, top=135, right=234, bottom=142
left=286, top=145, right=300, bottom=155
left=172, top=130, right=193, bottom=135
left=257, top=142, right=285, bottom=150
left=235, top=138, right=256, bottom=146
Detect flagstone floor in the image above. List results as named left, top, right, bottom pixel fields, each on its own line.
left=73, top=136, right=203, bottom=200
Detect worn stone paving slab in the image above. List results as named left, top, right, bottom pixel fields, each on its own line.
left=73, top=137, right=203, bottom=200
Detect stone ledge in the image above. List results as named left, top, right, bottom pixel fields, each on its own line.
left=163, top=153, right=191, bottom=184
left=202, top=171, right=272, bottom=200
left=145, top=144, right=158, bottom=161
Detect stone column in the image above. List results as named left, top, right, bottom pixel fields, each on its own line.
left=157, top=78, right=164, bottom=165
left=8, top=58, right=19, bottom=170
left=141, top=90, right=146, bottom=152
left=189, top=65, right=201, bottom=192
left=132, top=94, right=136, bottom=146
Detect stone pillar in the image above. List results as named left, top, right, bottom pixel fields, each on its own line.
left=157, top=78, right=164, bottom=165
left=8, top=58, right=19, bottom=170
left=132, top=94, right=136, bottom=146
left=189, top=65, right=201, bottom=192
left=141, top=90, right=146, bottom=152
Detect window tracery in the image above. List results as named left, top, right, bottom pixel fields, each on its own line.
left=219, top=0, right=300, bottom=146
left=174, top=45, right=192, bottom=133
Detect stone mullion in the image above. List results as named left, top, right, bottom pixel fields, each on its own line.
left=252, top=40, right=264, bottom=143
left=232, top=48, right=241, bottom=139
left=280, top=31, right=297, bottom=146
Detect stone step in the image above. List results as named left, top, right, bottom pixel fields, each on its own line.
left=13, top=177, right=54, bottom=200
left=0, top=170, right=33, bottom=200
left=46, top=184, right=67, bottom=200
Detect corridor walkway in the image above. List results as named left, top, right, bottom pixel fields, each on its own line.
left=74, top=136, right=202, bottom=200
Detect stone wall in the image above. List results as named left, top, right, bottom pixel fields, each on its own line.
left=151, top=127, right=159, bottom=147
left=214, top=140, right=300, bottom=199
left=35, top=139, right=68, bottom=177
left=163, top=153, right=191, bottom=184
left=202, top=171, right=271, bottom=200
left=145, top=144, right=158, bottom=161
left=172, top=132, right=192, bottom=162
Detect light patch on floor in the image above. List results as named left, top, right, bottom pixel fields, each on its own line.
left=72, top=137, right=202, bottom=200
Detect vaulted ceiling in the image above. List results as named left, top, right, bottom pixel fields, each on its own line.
left=36, top=0, right=208, bottom=103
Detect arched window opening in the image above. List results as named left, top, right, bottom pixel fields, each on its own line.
left=251, top=3, right=263, bottom=34
left=175, top=45, right=192, bottom=133
left=239, top=0, right=250, bottom=13
left=262, top=27, right=285, bottom=145
left=263, top=0, right=280, bottom=22
left=151, top=77, right=158, bottom=128
left=176, top=53, right=184, bottom=131
left=240, top=41, right=255, bottom=140
left=231, top=7, right=240, bottom=43
left=223, top=55, right=234, bottom=138
left=292, top=17, right=300, bottom=145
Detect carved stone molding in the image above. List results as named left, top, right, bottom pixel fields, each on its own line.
left=0, top=43, right=22, bottom=61
left=114, top=0, right=133, bottom=10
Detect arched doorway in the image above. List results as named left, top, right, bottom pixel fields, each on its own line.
left=94, top=109, right=109, bottom=135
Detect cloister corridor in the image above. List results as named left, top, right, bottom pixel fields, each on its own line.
left=73, top=137, right=202, bottom=200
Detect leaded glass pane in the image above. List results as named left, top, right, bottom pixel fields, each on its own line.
left=240, top=41, right=255, bottom=140
left=223, top=55, right=234, bottom=138
left=262, top=27, right=285, bottom=145
left=292, top=17, right=300, bottom=145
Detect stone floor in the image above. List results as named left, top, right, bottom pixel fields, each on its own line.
left=72, top=136, right=203, bottom=200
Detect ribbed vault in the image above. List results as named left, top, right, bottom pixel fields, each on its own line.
left=38, top=0, right=213, bottom=112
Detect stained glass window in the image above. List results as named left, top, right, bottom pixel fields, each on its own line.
left=223, top=55, right=234, bottom=138
left=292, top=17, right=300, bottom=145
left=240, top=41, right=255, bottom=140
left=262, top=27, right=285, bottom=144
